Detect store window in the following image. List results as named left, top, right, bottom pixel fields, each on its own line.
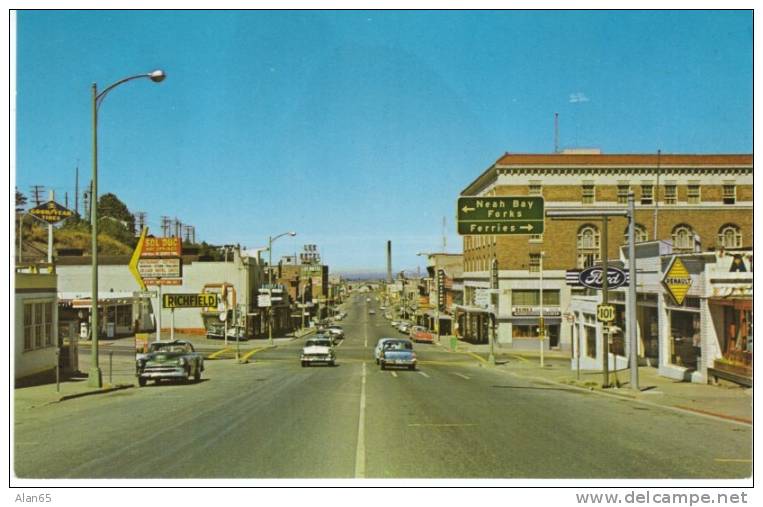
left=718, top=224, right=742, bottom=249
left=23, top=301, right=54, bottom=351
left=529, top=181, right=542, bottom=195
left=117, top=305, right=133, bottom=328
left=669, top=310, right=701, bottom=369
left=585, top=324, right=597, bottom=358
left=24, top=304, right=34, bottom=351
left=672, top=224, right=695, bottom=252
left=577, top=224, right=600, bottom=268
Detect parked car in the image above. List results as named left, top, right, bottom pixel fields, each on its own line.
left=390, top=320, right=400, bottom=327
left=379, top=339, right=417, bottom=370
left=374, top=337, right=397, bottom=364
left=136, top=340, right=204, bottom=386
left=369, top=309, right=376, bottom=315
left=301, top=336, right=336, bottom=367
left=398, top=322, right=411, bottom=334
left=409, top=325, right=434, bottom=343
left=326, top=325, right=345, bottom=342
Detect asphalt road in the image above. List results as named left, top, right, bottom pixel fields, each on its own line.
left=14, top=293, right=752, bottom=479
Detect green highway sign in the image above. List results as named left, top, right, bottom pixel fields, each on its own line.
left=457, top=196, right=544, bottom=235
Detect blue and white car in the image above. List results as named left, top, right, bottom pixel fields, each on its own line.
left=374, top=337, right=397, bottom=364
left=379, top=339, right=417, bottom=371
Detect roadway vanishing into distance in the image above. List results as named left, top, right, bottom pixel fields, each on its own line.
left=14, top=295, right=752, bottom=479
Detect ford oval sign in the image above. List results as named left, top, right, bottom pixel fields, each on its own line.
left=578, top=266, right=628, bottom=290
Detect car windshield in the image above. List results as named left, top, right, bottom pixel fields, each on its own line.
left=384, top=341, right=412, bottom=351
left=306, top=340, right=331, bottom=347
left=150, top=343, right=190, bottom=353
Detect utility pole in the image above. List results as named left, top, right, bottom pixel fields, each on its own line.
left=174, top=218, right=181, bottom=238
left=602, top=216, right=610, bottom=388
left=628, top=192, right=640, bottom=391
left=75, top=163, right=79, bottom=216
left=488, top=258, right=497, bottom=365
left=135, top=212, right=146, bottom=236
left=161, top=216, right=170, bottom=237
left=539, top=251, right=545, bottom=368
left=653, top=149, right=661, bottom=240
left=30, top=185, right=45, bottom=206
left=47, top=190, right=55, bottom=264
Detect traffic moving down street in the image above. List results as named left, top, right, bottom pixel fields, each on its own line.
left=14, top=293, right=751, bottom=479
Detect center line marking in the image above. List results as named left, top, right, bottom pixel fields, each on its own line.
left=354, top=362, right=367, bottom=478
left=417, top=371, right=430, bottom=378
left=453, top=373, right=470, bottom=380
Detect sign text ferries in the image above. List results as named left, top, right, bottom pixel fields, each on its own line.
left=457, top=196, right=544, bottom=235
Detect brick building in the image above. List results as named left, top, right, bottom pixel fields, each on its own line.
left=458, top=151, right=753, bottom=353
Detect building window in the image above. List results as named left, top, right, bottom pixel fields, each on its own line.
left=577, top=224, right=600, bottom=268
left=687, top=183, right=701, bottom=204
left=585, top=323, right=597, bottom=358
left=723, top=184, right=736, bottom=205
left=529, top=253, right=540, bottom=272
left=718, top=224, right=742, bottom=249
left=529, top=182, right=542, bottom=196
left=617, top=183, right=630, bottom=204
left=116, top=305, right=132, bottom=328
left=582, top=182, right=595, bottom=204
left=672, top=224, right=695, bottom=252
left=641, top=184, right=654, bottom=205
left=511, top=290, right=560, bottom=306
left=24, top=304, right=34, bottom=352
left=623, top=223, right=649, bottom=244
left=664, top=183, right=677, bottom=205
left=24, top=301, right=55, bottom=351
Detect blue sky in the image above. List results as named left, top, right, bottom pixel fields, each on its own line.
left=14, top=10, right=752, bottom=272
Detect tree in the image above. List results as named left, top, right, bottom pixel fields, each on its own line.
left=15, top=188, right=27, bottom=213
left=97, top=193, right=135, bottom=235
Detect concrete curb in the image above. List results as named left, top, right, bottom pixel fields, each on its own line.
left=500, top=368, right=752, bottom=428
left=56, top=383, right=135, bottom=403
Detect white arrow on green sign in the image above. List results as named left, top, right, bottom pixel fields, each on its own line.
left=457, top=196, right=544, bottom=235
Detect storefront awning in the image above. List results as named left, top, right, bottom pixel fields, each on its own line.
left=453, top=304, right=490, bottom=314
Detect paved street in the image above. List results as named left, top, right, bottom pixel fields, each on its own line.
left=14, top=295, right=752, bottom=479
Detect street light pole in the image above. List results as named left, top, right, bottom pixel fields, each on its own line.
left=88, top=69, right=166, bottom=388
left=267, top=231, right=296, bottom=346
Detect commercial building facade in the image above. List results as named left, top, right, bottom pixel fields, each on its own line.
left=459, top=151, right=753, bottom=360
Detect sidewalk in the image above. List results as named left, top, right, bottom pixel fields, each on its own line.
left=14, top=352, right=137, bottom=409
left=439, top=336, right=753, bottom=425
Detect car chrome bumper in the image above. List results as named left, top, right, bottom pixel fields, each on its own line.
left=139, top=367, right=187, bottom=379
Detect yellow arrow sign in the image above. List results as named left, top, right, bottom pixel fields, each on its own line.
left=129, top=226, right=148, bottom=290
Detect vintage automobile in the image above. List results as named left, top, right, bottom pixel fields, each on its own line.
left=326, top=325, right=345, bottom=342
left=397, top=322, right=411, bottom=334
left=409, top=325, right=435, bottom=343
left=136, top=340, right=204, bottom=386
left=374, top=337, right=397, bottom=364
left=379, top=339, right=417, bottom=370
left=301, top=336, right=336, bottom=367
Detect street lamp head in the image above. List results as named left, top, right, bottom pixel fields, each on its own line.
left=148, top=69, right=166, bottom=83
left=289, top=232, right=297, bottom=237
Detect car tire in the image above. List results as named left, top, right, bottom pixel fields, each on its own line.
left=329, top=360, right=336, bottom=367
left=138, top=377, right=146, bottom=387
left=194, top=367, right=201, bottom=383
left=380, top=362, right=386, bottom=370
left=301, top=361, right=307, bottom=367
left=375, top=358, right=379, bottom=365
left=409, top=365, right=416, bottom=371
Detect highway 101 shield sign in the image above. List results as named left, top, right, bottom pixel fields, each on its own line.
left=457, top=196, right=544, bottom=235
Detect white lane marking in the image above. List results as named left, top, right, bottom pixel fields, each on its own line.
left=417, top=371, right=430, bottom=378
left=354, top=362, right=367, bottom=478
left=453, top=373, right=470, bottom=380
left=390, top=371, right=398, bottom=378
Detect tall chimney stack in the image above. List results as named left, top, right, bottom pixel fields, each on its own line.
left=386, top=240, right=392, bottom=284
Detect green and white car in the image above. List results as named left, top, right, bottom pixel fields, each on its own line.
left=136, top=340, right=204, bottom=386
